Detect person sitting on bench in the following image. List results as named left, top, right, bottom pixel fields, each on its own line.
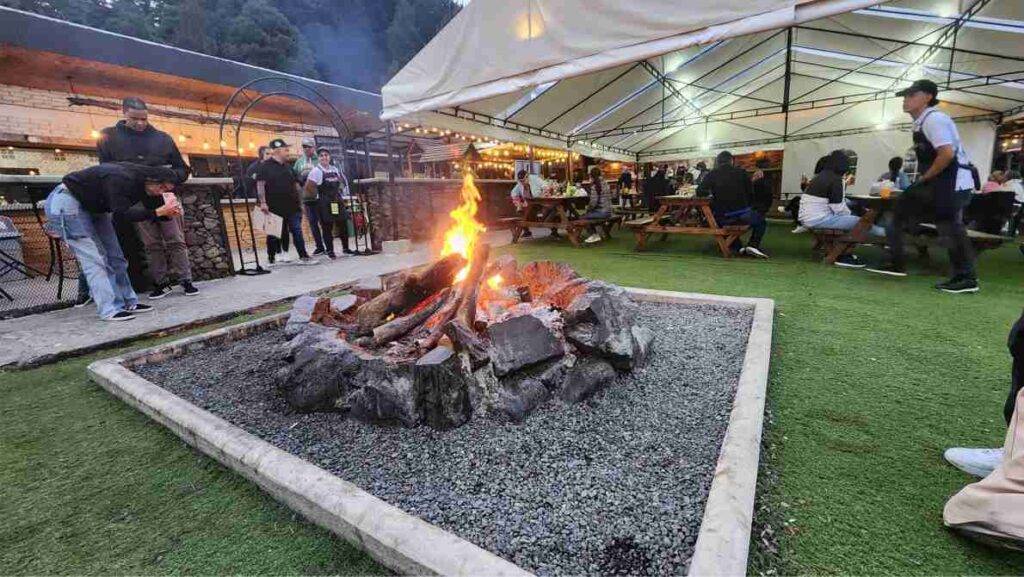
left=696, top=150, right=768, bottom=259
left=582, top=166, right=613, bottom=244
left=799, top=150, right=884, bottom=269
left=511, top=170, right=557, bottom=238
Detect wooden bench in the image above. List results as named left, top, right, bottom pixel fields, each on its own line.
left=811, top=223, right=1012, bottom=264
left=914, top=223, right=1013, bottom=254
left=630, top=196, right=750, bottom=257
left=511, top=214, right=623, bottom=247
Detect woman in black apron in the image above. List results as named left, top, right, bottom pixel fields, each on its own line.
left=867, top=79, right=979, bottom=293
left=305, top=148, right=353, bottom=259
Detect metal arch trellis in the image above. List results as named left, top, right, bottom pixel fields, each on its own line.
left=216, top=76, right=375, bottom=275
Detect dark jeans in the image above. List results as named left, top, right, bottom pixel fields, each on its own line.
left=267, top=212, right=309, bottom=259
left=716, top=207, right=767, bottom=250
left=582, top=209, right=610, bottom=235
left=1005, top=310, right=1024, bottom=425
left=304, top=203, right=326, bottom=253
left=316, top=200, right=351, bottom=255
left=886, top=187, right=975, bottom=279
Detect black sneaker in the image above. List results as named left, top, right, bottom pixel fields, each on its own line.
left=342, top=249, right=355, bottom=255
left=104, top=311, right=136, bottom=322
left=148, top=285, right=171, bottom=299
left=126, top=303, right=154, bottom=313
left=865, top=262, right=907, bottom=277
left=521, top=229, right=533, bottom=238
left=834, top=254, right=866, bottom=269
left=937, top=276, right=979, bottom=294
left=327, top=253, right=337, bottom=260
left=268, top=254, right=276, bottom=265
left=313, top=248, right=326, bottom=256
left=181, top=281, right=200, bottom=296
left=74, top=295, right=94, bottom=308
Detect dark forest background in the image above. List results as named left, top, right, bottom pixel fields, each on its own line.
left=0, top=0, right=461, bottom=91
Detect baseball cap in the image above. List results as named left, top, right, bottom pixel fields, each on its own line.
left=315, top=146, right=331, bottom=154
left=268, top=138, right=289, bottom=150
left=301, top=137, right=315, bottom=147
left=895, top=79, right=940, bottom=104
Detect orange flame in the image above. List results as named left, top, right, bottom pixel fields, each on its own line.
left=487, top=274, right=503, bottom=290
left=441, top=172, right=487, bottom=282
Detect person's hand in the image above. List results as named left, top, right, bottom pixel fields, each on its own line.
left=155, top=203, right=182, bottom=218
left=260, top=203, right=270, bottom=214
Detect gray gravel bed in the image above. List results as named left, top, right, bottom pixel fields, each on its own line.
left=137, top=301, right=753, bottom=576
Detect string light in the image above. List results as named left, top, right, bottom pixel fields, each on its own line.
left=90, top=129, right=100, bottom=139
left=202, top=141, right=210, bottom=150
left=178, top=134, right=187, bottom=143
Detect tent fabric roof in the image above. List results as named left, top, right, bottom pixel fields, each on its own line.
left=416, top=142, right=478, bottom=163
left=383, top=0, right=1024, bottom=161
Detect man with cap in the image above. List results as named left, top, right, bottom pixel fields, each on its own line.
left=866, top=79, right=980, bottom=293
left=256, top=138, right=318, bottom=266
left=304, top=147, right=353, bottom=258
left=294, top=137, right=329, bottom=255
left=44, top=163, right=180, bottom=321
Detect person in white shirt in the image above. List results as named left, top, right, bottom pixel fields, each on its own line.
left=511, top=170, right=558, bottom=238
left=866, top=79, right=980, bottom=294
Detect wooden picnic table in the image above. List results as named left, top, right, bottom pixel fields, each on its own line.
left=508, top=195, right=620, bottom=247
left=813, top=192, right=1012, bottom=263
left=625, top=195, right=750, bottom=257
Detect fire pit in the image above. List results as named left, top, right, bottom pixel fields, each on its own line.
left=278, top=255, right=653, bottom=429
left=276, top=174, right=653, bottom=429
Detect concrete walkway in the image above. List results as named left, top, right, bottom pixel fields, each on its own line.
left=0, top=231, right=512, bottom=369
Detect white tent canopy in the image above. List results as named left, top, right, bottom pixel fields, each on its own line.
left=383, top=0, right=1024, bottom=191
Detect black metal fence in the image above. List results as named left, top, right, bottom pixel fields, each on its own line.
left=0, top=182, right=83, bottom=319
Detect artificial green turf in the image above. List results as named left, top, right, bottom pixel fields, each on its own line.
left=0, top=314, right=385, bottom=575
left=499, top=223, right=1024, bottom=575
left=2, top=224, right=1024, bottom=575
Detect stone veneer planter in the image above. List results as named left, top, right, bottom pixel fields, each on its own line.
left=87, top=288, right=774, bottom=577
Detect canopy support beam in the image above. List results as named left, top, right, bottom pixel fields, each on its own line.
left=783, top=27, right=793, bottom=140
left=639, top=112, right=1000, bottom=158
left=794, top=25, right=1024, bottom=66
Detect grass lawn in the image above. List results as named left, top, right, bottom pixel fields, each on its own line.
left=3, top=221, right=1024, bottom=574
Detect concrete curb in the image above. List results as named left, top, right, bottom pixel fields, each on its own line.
left=87, top=288, right=775, bottom=576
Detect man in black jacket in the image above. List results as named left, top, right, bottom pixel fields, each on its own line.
left=98, top=97, right=196, bottom=298
left=696, top=151, right=768, bottom=258
left=44, top=163, right=180, bottom=321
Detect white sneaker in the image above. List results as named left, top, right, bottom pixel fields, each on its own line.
left=791, top=225, right=808, bottom=234
left=944, top=447, right=1003, bottom=478
left=584, top=233, right=602, bottom=244
left=277, top=253, right=294, bottom=263
left=743, top=246, right=769, bottom=259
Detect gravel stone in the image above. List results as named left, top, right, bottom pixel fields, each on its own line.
left=137, top=301, right=753, bottom=576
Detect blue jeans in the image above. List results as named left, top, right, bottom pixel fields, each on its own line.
left=716, top=207, right=767, bottom=250
left=805, top=214, right=885, bottom=237
left=45, top=186, right=138, bottom=319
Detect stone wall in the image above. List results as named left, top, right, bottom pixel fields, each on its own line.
left=356, top=178, right=517, bottom=247
left=180, top=185, right=233, bottom=281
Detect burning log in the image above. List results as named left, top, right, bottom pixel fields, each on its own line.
left=417, top=243, right=490, bottom=352
left=443, top=320, right=489, bottom=369
left=371, top=289, right=449, bottom=346
left=356, top=253, right=466, bottom=334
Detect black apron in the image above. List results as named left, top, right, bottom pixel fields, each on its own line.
left=314, top=166, right=347, bottom=222
left=912, top=110, right=960, bottom=220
